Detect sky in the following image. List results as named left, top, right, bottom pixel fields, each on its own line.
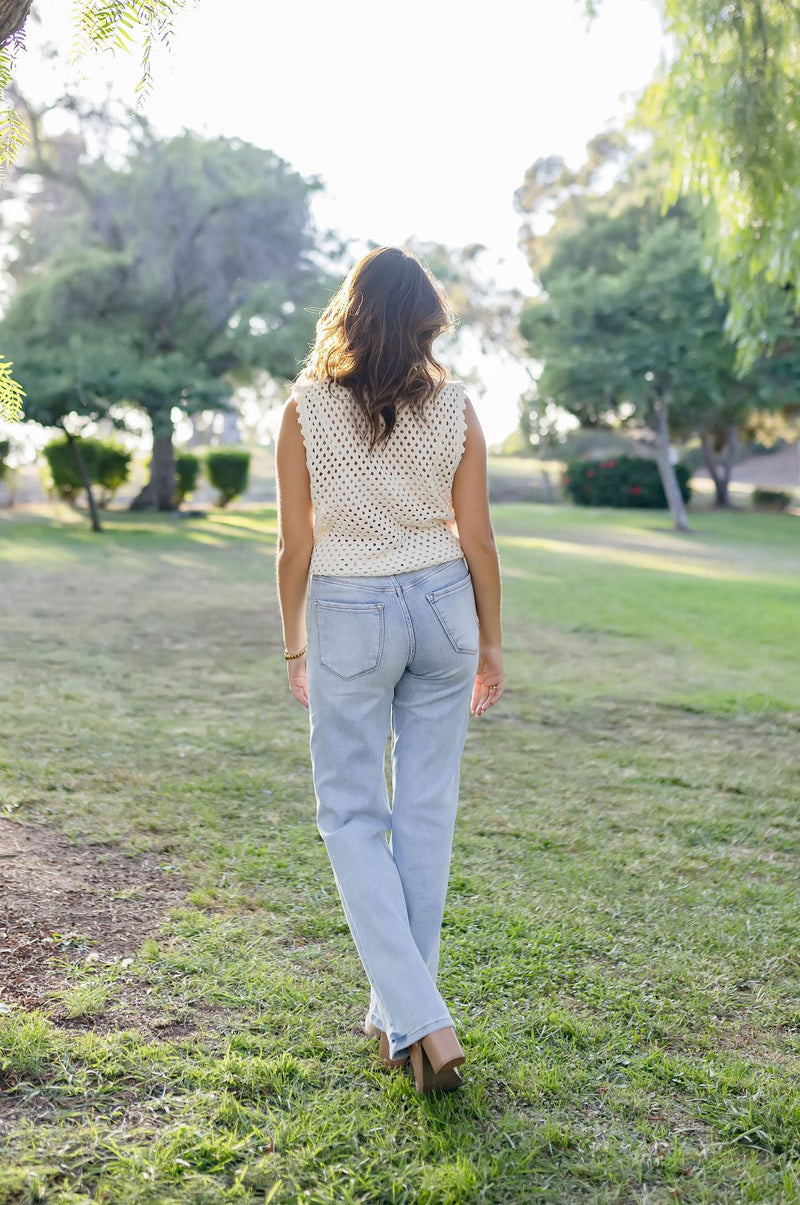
left=13, top=0, right=668, bottom=443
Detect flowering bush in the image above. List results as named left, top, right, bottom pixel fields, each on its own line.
left=562, top=456, right=692, bottom=508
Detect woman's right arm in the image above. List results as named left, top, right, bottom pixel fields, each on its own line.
left=452, top=397, right=504, bottom=715
left=276, top=397, right=315, bottom=708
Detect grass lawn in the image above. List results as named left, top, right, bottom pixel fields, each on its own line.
left=0, top=502, right=799, bottom=1204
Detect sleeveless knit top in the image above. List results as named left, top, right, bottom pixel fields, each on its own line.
left=294, top=377, right=467, bottom=576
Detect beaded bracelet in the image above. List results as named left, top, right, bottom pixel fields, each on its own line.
left=284, top=645, right=307, bottom=661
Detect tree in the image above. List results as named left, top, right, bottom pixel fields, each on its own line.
left=406, top=239, right=524, bottom=353
left=0, top=2, right=194, bottom=420
left=640, top=1, right=800, bottom=363
left=0, top=299, right=118, bottom=530
left=519, top=197, right=789, bottom=524
left=516, top=135, right=800, bottom=515
left=515, top=130, right=638, bottom=278
left=0, top=2, right=32, bottom=46
left=522, top=215, right=683, bottom=529
left=2, top=98, right=328, bottom=511
left=515, top=388, right=569, bottom=502
left=583, top=1, right=800, bottom=365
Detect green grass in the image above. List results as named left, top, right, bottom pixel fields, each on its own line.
left=0, top=503, right=799, bottom=1203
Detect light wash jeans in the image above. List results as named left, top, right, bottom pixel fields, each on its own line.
left=306, top=557, right=479, bottom=1060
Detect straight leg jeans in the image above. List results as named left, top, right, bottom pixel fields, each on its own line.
left=306, top=558, right=479, bottom=1061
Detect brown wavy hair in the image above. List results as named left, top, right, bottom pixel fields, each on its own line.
left=303, top=246, right=455, bottom=448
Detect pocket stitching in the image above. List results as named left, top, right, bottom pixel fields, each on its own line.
left=425, top=579, right=478, bottom=655
left=314, top=601, right=385, bottom=680
left=427, top=576, right=471, bottom=604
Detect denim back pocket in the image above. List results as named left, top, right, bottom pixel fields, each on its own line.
left=426, top=577, right=479, bottom=654
left=314, top=600, right=385, bottom=679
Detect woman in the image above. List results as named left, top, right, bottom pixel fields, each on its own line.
left=276, top=246, right=503, bottom=1093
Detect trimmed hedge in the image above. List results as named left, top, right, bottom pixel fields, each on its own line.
left=43, top=438, right=133, bottom=506
left=752, top=488, right=793, bottom=513
left=175, top=451, right=202, bottom=505
left=562, top=456, right=692, bottom=508
left=206, top=448, right=251, bottom=507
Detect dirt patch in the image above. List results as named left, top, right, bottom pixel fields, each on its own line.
left=0, top=818, right=185, bottom=1010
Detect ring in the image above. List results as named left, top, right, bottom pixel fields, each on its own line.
left=489, top=685, right=497, bottom=692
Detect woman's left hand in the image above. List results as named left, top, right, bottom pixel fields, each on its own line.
left=287, top=655, right=309, bottom=709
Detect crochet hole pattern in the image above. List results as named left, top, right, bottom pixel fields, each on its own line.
left=295, top=379, right=468, bottom=577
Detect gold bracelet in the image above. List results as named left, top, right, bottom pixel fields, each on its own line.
left=284, top=645, right=307, bottom=661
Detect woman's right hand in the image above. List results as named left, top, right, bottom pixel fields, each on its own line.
left=471, top=646, right=504, bottom=716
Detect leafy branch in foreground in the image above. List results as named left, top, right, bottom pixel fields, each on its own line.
left=0, top=2, right=196, bottom=172
left=641, top=1, right=800, bottom=364
left=584, top=2, right=800, bottom=364
left=0, top=358, right=25, bottom=421
left=0, top=37, right=26, bottom=168
left=70, top=1, right=193, bottom=102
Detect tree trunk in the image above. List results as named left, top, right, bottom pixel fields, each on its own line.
left=653, top=400, right=690, bottom=532
left=63, top=429, right=102, bottom=534
left=700, top=426, right=738, bottom=507
left=130, top=412, right=177, bottom=511
left=0, top=0, right=32, bottom=46
left=721, top=426, right=737, bottom=506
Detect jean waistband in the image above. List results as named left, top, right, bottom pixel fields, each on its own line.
left=310, top=557, right=467, bottom=593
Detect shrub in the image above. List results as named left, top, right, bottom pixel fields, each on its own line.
left=751, top=488, right=793, bottom=513
left=42, top=438, right=133, bottom=506
left=562, top=456, right=692, bottom=509
left=0, top=439, right=9, bottom=481
left=175, top=451, right=202, bottom=504
left=206, top=448, right=251, bottom=507
left=93, top=443, right=132, bottom=505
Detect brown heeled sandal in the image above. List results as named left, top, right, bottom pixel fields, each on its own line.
left=365, top=1020, right=409, bottom=1069
left=409, top=1026, right=465, bottom=1093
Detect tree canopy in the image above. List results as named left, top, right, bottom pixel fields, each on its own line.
left=583, top=1, right=800, bottom=364
left=1, top=98, right=329, bottom=509
left=642, top=2, right=800, bottom=361
left=0, top=3, right=197, bottom=420
left=516, top=135, right=800, bottom=521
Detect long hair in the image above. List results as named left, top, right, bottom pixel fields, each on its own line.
left=303, top=246, right=455, bottom=448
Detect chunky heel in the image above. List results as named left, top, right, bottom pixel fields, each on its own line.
left=378, top=1030, right=409, bottom=1068
left=365, top=1020, right=408, bottom=1068
left=410, top=1027, right=465, bottom=1093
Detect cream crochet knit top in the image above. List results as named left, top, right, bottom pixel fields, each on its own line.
left=294, top=377, right=467, bottom=577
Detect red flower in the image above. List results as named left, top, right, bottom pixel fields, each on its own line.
left=630, top=484, right=642, bottom=495
left=587, top=469, right=595, bottom=478
left=563, top=475, right=570, bottom=484
left=608, top=460, right=616, bottom=468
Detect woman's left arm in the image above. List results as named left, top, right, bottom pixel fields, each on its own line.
left=276, top=397, right=314, bottom=708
